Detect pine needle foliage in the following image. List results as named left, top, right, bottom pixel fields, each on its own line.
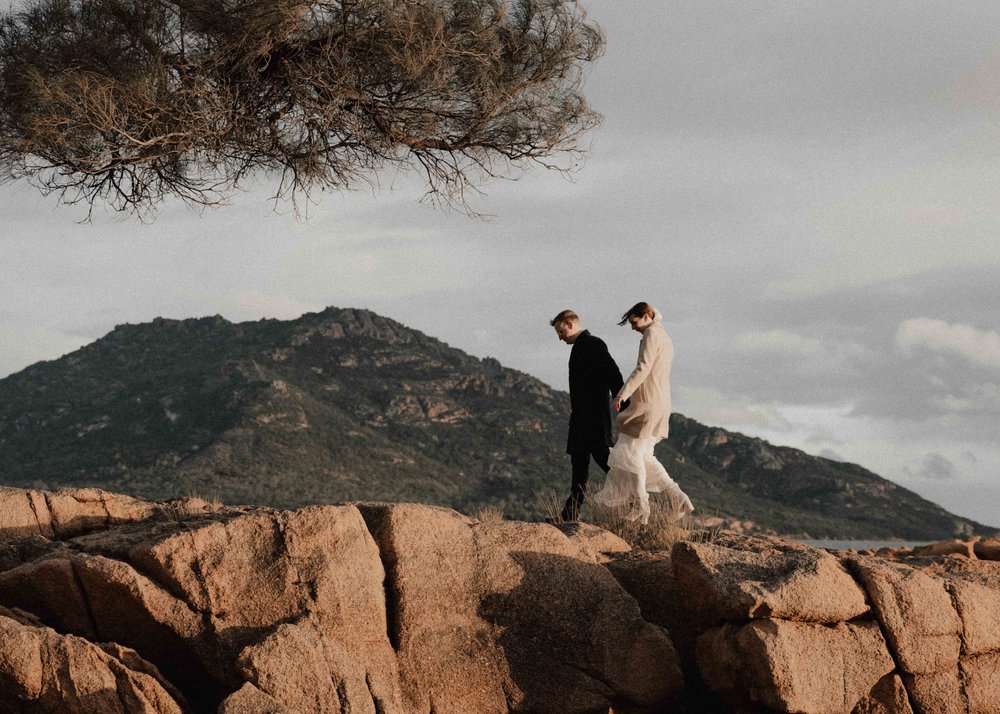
left=0, top=0, right=604, bottom=217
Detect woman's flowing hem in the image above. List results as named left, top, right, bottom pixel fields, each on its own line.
left=592, top=434, right=694, bottom=525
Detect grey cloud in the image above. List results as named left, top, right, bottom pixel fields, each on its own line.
left=667, top=264, right=1000, bottom=423
left=763, top=265, right=1000, bottom=337
left=896, top=318, right=1000, bottom=370
left=818, top=449, right=846, bottom=462
left=588, top=1, right=1000, bottom=144
left=806, top=432, right=845, bottom=447
left=903, top=453, right=958, bottom=481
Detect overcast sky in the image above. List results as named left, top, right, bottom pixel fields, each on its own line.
left=2, top=1, right=999, bottom=528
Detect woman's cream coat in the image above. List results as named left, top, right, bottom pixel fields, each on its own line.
left=614, top=315, right=673, bottom=440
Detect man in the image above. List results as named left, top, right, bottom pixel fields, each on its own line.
left=550, top=309, right=626, bottom=521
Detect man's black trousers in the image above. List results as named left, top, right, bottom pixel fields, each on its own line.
left=561, top=445, right=611, bottom=521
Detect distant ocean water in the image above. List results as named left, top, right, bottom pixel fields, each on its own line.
left=794, top=539, right=930, bottom=551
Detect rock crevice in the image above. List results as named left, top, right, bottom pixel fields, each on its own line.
left=841, top=556, right=922, bottom=714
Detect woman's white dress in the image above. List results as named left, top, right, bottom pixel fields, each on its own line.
left=592, top=433, right=694, bottom=524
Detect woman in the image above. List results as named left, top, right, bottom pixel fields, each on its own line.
left=592, top=302, right=694, bottom=525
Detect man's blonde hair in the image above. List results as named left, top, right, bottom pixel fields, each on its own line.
left=550, top=309, right=579, bottom=327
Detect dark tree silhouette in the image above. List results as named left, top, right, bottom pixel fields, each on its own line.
left=0, top=0, right=603, bottom=217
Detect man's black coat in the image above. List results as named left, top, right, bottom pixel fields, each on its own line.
left=566, top=330, right=625, bottom=454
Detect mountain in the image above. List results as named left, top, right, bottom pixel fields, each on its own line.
left=660, top=416, right=989, bottom=540
left=0, top=307, right=992, bottom=539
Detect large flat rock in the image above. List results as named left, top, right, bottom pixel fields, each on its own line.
left=695, top=619, right=894, bottom=713
left=358, top=502, right=683, bottom=713
left=0, top=486, right=161, bottom=539
left=849, top=557, right=962, bottom=676
left=673, top=539, right=869, bottom=624
left=946, top=571, right=1000, bottom=656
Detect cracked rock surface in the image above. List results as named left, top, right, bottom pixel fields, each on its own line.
left=0, top=487, right=682, bottom=713
left=4, top=485, right=998, bottom=714
left=610, top=532, right=1000, bottom=714
left=0, top=604, right=186, bottom=713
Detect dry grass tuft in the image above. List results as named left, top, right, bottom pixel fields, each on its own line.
left=538, top=491, right=565, bottom=524
left=470, top=504, right=505, bottom=523
left=588, top=493, right=693, bottom=552
left=538, top=489, right=720, bottom=552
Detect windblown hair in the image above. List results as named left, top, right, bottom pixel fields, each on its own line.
left=617, top=302, right=655, bottom=326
